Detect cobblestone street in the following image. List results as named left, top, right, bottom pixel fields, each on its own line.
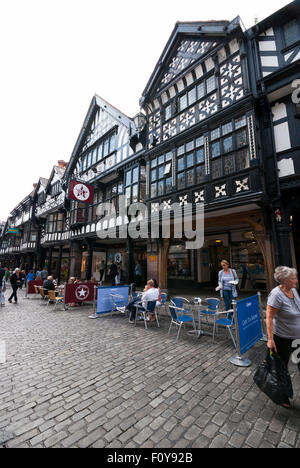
left=0, top=289, right=300, bottom=449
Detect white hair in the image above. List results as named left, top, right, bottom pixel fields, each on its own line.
left=274, top=266, right=298, bottom=284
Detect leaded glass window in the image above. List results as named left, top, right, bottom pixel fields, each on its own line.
left=211, top=160, right=222, bottom=179
left=236, top=149, right=250, bottom=171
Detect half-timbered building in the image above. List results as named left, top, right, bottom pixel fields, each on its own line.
left=139, top=16, right=274, bottom=291
left=249, top=0, right=300, bottom=273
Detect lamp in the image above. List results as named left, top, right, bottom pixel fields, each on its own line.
left=133, top=113, right=147, bottom=134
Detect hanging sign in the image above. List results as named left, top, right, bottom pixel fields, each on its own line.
left=7, top=228, right=20, bottom=234
left=68, top=180, right=94, bottom=204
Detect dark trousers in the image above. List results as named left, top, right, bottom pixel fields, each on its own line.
left=128, top=296, right=141, bottom=321
left=274, top=334, right=300, bottom=373
left=9, top=286, right=18, bottom=303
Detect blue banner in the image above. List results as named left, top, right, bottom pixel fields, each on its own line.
left=236, top=295, right=263, bottom=355
left=96, top=285, right=129, bottom=315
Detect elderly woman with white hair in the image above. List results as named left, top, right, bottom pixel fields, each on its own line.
left=8, top=268, right=21, bottom=304
left=266, top=266, right=300, bottom=408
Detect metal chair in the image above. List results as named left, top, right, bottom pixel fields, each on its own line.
left=168, top=304, right=196, bottom=341
left=156, top=292, right=168, bottom=316
left=110, top=293, right=127, bottom=317
left=199, top=298, right=220, bottom=341
left=47, top=290, right=64, bottom=310
left=171, top=297, right=193, bottom=316
left=213, top=309, right=237, bottom=349
left=134, top=300, right=159, bottom=329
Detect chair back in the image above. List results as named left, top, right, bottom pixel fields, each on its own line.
left=48, top=290, right=56, bottom=301
left=205, top=298, right=220, bottom=312
left=160, top=293, right=167, bottom=304
left=146, top=300, right=157, bottom=313
left=168, top=305, right=178, bottom=321
left=193, top=297, right=201, bottom=305
left=171, top=297, right=189, bottom=308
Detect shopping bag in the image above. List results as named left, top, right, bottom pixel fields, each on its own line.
left=253, top=350, right=293, bottom=404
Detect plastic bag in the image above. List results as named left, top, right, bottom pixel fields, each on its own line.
left=253, top=350, right=293, bottom=405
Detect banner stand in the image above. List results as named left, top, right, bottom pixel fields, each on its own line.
left=229, top=300, right=252, bottom=368
left=88, top=286, right=99, bottom=319
left=258, top=291, right=268, bottom=342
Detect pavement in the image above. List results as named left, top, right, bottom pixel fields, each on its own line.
left=0, top=287, right=300, bottom=449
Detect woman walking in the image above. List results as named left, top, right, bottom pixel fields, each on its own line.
left=266, top=266, right=300, bottom=408
left=8, top=268, right=21, bottom=304
left=217, top=260, right=239, bottom=312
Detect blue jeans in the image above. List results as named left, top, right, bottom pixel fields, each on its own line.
left=127, top=296, right=141, bottom=321
left=223, top=290, right=233, bottom=312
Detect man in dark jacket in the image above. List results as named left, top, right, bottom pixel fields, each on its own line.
left=43, top=276, right=55, bottom=293
left=8, top=269, right=21, bottom=303
left=109, top=262, right=118, bottom=286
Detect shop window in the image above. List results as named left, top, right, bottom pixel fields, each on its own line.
left=168, top=245, right=193, bottom=281
left=236, top=149, right=250, bottom=171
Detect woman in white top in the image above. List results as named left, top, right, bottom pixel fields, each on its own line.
left=266, top=266, right=300, bottom=408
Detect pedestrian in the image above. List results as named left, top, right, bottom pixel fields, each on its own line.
left=41, top=267, right=48, bottom=281
left=217, top=260, right=239, bottom=312
left=266, top=266, right=300, bottom=409
left=26, top=269, right=35, bottom=282
left=108, top=262, right=118, bottom=286
left=134, top=260, right=142, bottom=287
left=0, top=277, right=6, bottom=307
left=8, top=268, right=21, bottom=304
left=99, top=260, right=105, bottom=283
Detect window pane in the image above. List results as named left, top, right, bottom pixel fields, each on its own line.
left=158, top=166, right=165, bottom=179
left=165, top=177, right=172, bottom=193
left=195, top=136, right=204, bottom=147
left=180, top=94, right=188, bottom=111
left=178, top=157, right=184, bottom=171
left=158, top=155, right=165, bottom=165
left=110, top=134, right=116, bottom=152
left=165, top=105, right=172, bottom=121
left=186, top=140, right=194, bottom=152
left=284, top=19, right=299, bottom=47
left=206, top=76, right=216, bottom=93
left=103, top=138, right=109, bottom=157
left=236, top=129, right=247, bottom=148
left=186, top=153, right=194, bottom=168
left=151, top=169, right=157, bottom=182
left=165, top=151, right=173, bottom=161
left=177, top=145, right=185, bottom=156
left=196, top=165, right=206, bottom=183
left=211, top=142, right=221, bottom=158
left=223, top=136, right=233, bottom=153
left=125, top=171, right=131, bottom=186
left=211, top=159, right=222, bottom=179
left=125, top=187, right=131, bottom=205
left=97, top=143, right=103, bottom=161
left=224, top=154, right=235, bottom=174
left=151, top=158, right=157, bottom=168
left=235, top=116, right=247, bottom=129
left=186, top=169, right=194, bottom=186
left=197, top=82, right=205, bottom=99
left=211, top=128, right=220, bottom=141
left=157, top=180, right=164, bottom=196
left=164, top=162, right=172, bottom=176
left=177, top=173, right=185, bottom=190
left=132, top=167, right=139, bottom=183
left=222, top=122, right=233, bottom=135
left=236, top=149, right=250, bottom=171
left=196, top=148, right=205, bottom=163
left=188, top=88, right=197, bottom=105
left=150, top=183, right=157, bottom=198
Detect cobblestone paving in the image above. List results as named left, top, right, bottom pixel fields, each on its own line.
left=0, top=289, right=300, bottom=448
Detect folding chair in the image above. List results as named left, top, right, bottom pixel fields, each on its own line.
left=134, top=300, right=159, bottom=329
left=110, top=293, right=127, bottom=317
left=213, top=309, right=237, bottom=349
left=47, top=290, right=64, bottom=310
left=168, top=304, right=196, bottom=341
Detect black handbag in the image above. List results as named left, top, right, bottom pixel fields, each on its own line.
left=253, top=350, right=293, bottom=405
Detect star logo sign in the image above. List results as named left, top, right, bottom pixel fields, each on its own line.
left=75, top=285, right=90, bottom=301
left=73, top=184, right=90, bottom=202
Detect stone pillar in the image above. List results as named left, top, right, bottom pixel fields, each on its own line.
left=126, top=238, right=134, bottom=284
left=69, top=241, right=82, bottom=279
left=158, top=239, right=170, bottom=290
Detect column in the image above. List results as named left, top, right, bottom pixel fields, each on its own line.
left=69, top=241, right=82, bottom=279
left=126, top=238, right=134, bottom=284
left=56, top=245, right=63, bottom=285
left=86, top=240, right=94, bottom=281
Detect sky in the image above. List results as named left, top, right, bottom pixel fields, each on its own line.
left=0, top=0, right=291, bottom=221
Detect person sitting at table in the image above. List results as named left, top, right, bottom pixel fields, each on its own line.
left=43, top=276, right=55, bottom=293
left=128, top=279, right=159, bottom=323
left=152, top=279, right=162, bottom=306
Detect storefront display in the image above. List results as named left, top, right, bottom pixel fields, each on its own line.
left=168, top=244, right=194, bottom=281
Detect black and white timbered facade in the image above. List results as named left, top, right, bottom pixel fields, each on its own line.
left=1, top=2, right=299, bottom=292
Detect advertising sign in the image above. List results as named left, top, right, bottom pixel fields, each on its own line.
left=96, top=285, right=129, bottom=315
left=236, top=294, right=263, bottom=355
left=7, top=228, right=20, bottom=234
left=68, top=180, right=93, bottom=204
left=65, top=283, right=96, bottom=304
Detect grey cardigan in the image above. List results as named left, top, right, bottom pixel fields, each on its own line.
left=218, top=269, right=239, bottom=298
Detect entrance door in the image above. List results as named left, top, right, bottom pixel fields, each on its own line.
left=209, top=245, right=230, bottom=286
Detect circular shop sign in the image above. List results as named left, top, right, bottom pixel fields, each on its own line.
left=75, top=285, right=90, bottom=301
left=73, top=184, right=91, bottom=202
